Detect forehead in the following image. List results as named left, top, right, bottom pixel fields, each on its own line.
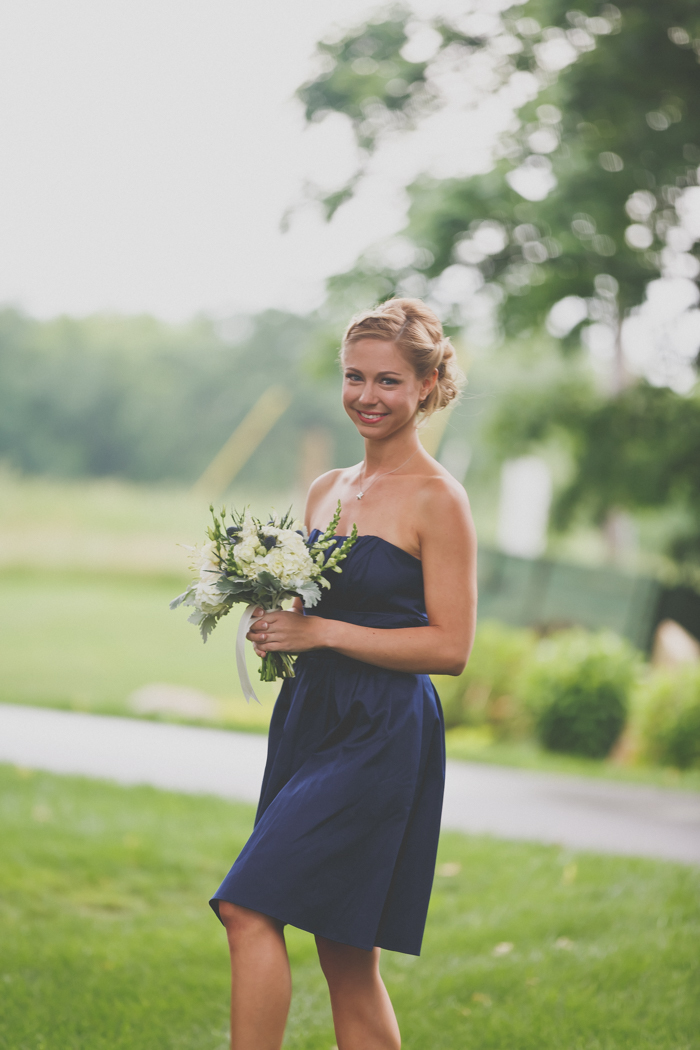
left=342, top=337, right=411, bottom=373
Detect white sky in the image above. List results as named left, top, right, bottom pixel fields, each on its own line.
left=0, top=2, right=465, bottom=319
left=0, top=1, right=367, bottom=318
left=0, top=0, right=507, bottom=320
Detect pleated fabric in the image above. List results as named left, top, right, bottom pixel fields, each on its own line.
left=210, top=533, right=445, bottom=955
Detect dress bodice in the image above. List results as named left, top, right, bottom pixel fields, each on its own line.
left=307, top=529, right=427, bottom=629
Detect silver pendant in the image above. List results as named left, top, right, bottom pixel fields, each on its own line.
left=356, top=492, right=363, bottom=500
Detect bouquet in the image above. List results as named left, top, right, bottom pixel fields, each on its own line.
left=170, top=501, right=357, bottom=702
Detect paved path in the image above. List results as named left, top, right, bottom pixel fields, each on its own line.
left=1, top=705, right=699, bottom=865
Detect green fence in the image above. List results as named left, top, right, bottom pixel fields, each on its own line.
left=477, top=548, right=700, bottom=652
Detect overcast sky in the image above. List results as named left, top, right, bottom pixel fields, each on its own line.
left=0, top=0, right=497, bottom=320
left=0, top=2, right=363, bottom=318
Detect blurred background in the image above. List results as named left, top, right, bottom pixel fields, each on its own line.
left=2, top=0, right=700, bottom=772
left=2, top=5, right=700, bottom=1049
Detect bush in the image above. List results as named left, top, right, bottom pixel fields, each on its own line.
left=433, top=621, right=537, bottom=738
left=521, top=631, right=639, bottom=759
left=640, top=666, right=700, bottom=769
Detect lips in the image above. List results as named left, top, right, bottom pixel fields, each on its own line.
left=356, top=410, right=388, bottom=423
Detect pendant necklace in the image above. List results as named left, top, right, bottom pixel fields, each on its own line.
left=355, top=449, right=419, bottom=501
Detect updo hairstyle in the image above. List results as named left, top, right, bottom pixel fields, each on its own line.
left=341, top=298, right=464, bottom=417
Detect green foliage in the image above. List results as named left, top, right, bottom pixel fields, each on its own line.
left=0, top=309, right=358, bottom=486
left=2, top=765, right=699, bottom=1049
left=488, top=376, right=700, bottom=560
left=444, top=729, right=700, bottom=791
left=640, top=665, right=700, bottom=769
left=521, top=630, right=639, bottom=758
left=298, top=1, right=700, bottom=571
left=301, top=1, right=700, bottom=335
left=434, top=620, right=537, bottom=737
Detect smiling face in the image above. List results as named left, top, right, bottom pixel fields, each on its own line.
left=341, top=338, right=436, bottom=439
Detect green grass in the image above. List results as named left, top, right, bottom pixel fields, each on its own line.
left=0, top=567, right=274, bottom=731
left=445, top=727, right=700, bottom=792
left=0, top=468, right=299, bottom=575
left=1, top=764, right=698, bottom=1049
left=1, top=470, right=698, bottom=788
left=3, top=566, right=699, bottom=788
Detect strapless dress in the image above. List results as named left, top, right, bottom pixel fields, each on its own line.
left=210, top=531, right=445, bottom=956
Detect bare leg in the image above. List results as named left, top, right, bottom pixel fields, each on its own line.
left=218, top=901, right=291, bottom=1050
left=316, top=937, right=401, bottom=1050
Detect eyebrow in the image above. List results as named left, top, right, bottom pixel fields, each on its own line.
left=344, top=368, right=403, bottom=377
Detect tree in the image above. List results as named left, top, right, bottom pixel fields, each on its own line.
left=299, top=2, right=700, bottom=367
left=0, top=309, right=358, bottom=488
left=297, top=1, right=700, bottom=569
left=486, top=374, right=700, bottom=570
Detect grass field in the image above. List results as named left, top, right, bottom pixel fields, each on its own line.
left=445, top=727, right=700, bottom=791
left=0, top=567, right=275, bottom=730
left=1, top=763, right=698, bottom=1050
left=0, top=468, right=299, bottom=575
left=4, top=566, right=700, bottom=789
left=2, top=470, right=699, bottom=787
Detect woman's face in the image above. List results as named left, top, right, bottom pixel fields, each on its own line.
left=342, top=338, right=436, bottom=440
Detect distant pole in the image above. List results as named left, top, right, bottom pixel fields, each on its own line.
left=192, top=386, right=292, bottom=499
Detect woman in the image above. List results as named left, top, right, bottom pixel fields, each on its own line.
left=211, top=298, right=477, bottom=1049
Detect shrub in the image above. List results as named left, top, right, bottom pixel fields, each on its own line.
left=639, top=666, right=700, bottom=769
left=433, top=620, right=537, bottom=738
left=521, top=631, right=639, bottom=759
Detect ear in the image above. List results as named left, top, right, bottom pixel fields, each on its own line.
left=419, top=368, right=439, bottom=402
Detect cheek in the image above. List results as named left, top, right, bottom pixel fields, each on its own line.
left=391, top=384, right=422, bottom=410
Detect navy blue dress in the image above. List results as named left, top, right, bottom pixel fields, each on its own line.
left=210, top=532, right=445, bottom=956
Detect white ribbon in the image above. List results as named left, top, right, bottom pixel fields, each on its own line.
left=236, top=603, right=263, bottom=705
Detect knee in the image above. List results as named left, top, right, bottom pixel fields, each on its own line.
left=316, top=937, right=378, bottom=987
left=218, top=902, right=279, bottom=948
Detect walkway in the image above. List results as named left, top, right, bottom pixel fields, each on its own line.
left=1, top=704, right=699, bottom=864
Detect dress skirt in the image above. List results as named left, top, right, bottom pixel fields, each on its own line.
left=210, top=532, right=446, bottom=956
left=210, top=647, right=445, bottom=955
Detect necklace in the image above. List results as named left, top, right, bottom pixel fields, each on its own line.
left=355, top=449, right=419, bottom=500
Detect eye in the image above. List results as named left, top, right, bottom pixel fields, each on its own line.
left=344, top=371, right=362, bottom=382
left=380, top=377, right=399, bottom=385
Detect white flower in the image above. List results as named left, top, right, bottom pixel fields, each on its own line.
left=193, top=575, right=228, bottom=615
left=230, top=523, right=318, bottom=591
left=185, top=541, right=228, bottom=614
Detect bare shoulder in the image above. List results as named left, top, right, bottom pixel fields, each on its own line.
left=416, top=471, right=475, bottom=546
left=305, top=468, right=346, bottom=524
left=307, top=468, right=344, bottom=499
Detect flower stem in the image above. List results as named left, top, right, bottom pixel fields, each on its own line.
left=259, top=651, right=296, bottom=683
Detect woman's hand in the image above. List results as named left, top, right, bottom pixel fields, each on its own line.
left=247, top=607, right=326, bottom=657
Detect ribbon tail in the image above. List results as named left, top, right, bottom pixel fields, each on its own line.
left=236, top=604, right=261, bottom=705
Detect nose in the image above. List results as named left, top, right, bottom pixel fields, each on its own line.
left=357, top=381, right=379, bottom=405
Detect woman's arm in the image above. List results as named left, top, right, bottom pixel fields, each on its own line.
left=248, top=478, right=477, bottom=676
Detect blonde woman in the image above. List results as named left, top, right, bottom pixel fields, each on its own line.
left=210, top=298, right=477, bottom=1049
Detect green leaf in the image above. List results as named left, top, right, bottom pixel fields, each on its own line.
left=169, top=587, right=194, bottom=610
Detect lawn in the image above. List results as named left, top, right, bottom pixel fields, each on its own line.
left=1, top=764, right=698, bottom=1050
left=4, top=566, right=700, bottom=789
left=2, top=470, right=699, bottom=787
left=0, top=567, right=275, bottom=731
left=0, top=472, right=289, bottom=729
left=444, top=727, right=700, bottom=792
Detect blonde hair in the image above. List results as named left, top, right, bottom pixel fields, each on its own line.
left=341, top=298, right=464, bottom=417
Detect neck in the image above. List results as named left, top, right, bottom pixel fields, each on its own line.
left=362, top=425, right=422, bottom=475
